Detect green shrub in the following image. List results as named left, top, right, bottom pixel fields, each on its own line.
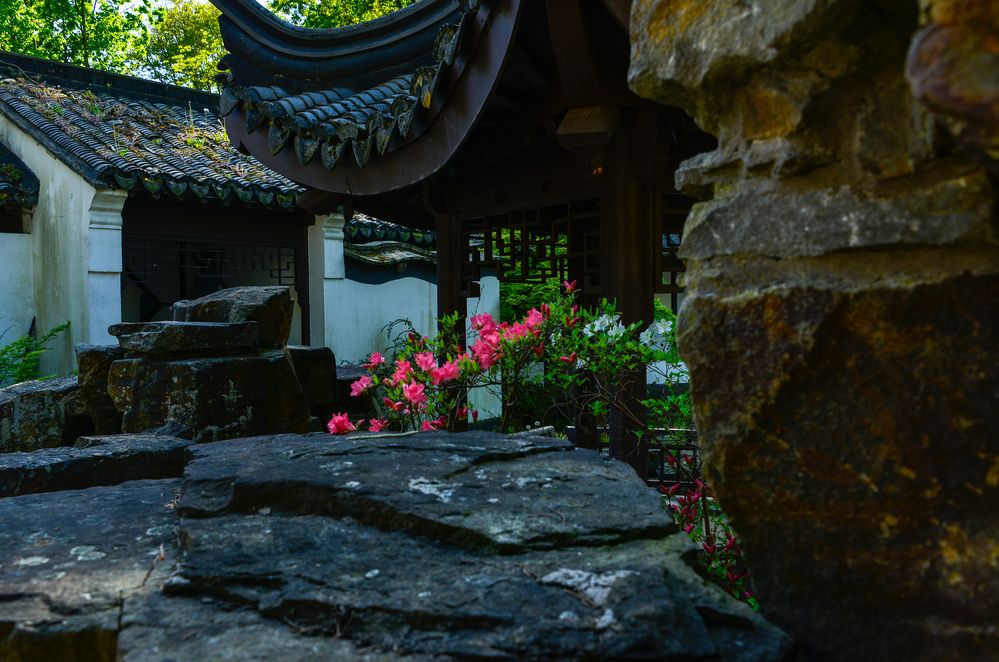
left=0, top=321, right=70, bottom=385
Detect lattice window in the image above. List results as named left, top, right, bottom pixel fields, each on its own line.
left=122, top=235, right=298, bottom=321
left=460, top=197, right=600, bottom=297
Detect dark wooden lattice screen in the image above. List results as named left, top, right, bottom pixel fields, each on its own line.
left=459, top=197, right=601, bottom=297
left=122, top=236, right=298, bottom=321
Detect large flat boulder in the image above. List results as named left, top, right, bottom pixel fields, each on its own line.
left=0, top=377, right=91, bottom=452
left=0, top=431, right=789, bottom=660
left=0, top=434, right=191, bottom=497
left=172, top=286, right=292, bottom=349
left=171, top=431, right=789, bottom=659
left=178, top=432, right=672, bottom=551
left=107, top=351, right=312, bottom=443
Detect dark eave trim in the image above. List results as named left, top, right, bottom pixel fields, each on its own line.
left=213, top=0, right=461, bottom=78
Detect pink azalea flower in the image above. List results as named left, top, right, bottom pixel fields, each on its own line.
left=401, top=381, right=427, bottom=406
left=392, top=359, right=413, bottom=384
left=368, top=418, right=388, bottom=432
left=414, top=351, right=437, bottom=372
left=327, top=412, right=356, bottom=435
left=471, top=340, right=499, bottom=369
left=350, top=375, right=372, bottom=397
left=430, top=360, right=460, bottom=385
left=383, top=397, right=405, bottom=412
left=420, top=417, right=446, bottom=432
left=501, top=323, right=525, bottom=341
left=363, top=352, right=385, bottom=369
left=563, top=279, right=577, bottom=293
left=470, top=312, right=495, bottom=332
left=524, top=308, right=544, bottom=329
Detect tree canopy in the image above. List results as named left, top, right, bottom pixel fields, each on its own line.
left=0, top=0, right=151, bottom=73
left=147, top=1, right=226, bottom=91
left=268, top=0, right=416, bottom=30
left=0, top=0, right=417, bottom=92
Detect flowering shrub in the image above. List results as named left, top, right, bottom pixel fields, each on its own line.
left=326, top=281, right=756, bottom=607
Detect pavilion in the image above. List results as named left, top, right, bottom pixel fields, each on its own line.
left=209, top=0, right=713, bottom=475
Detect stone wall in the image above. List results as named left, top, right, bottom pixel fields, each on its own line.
left=630, top=0, right=997, bottom=659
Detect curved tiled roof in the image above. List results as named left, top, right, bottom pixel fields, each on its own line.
left=215, top=0, right=477, bottom=171
left=345, top=212, right=436, bottom=248
left=0, top=53, right=306, bottom=209
left=0, top=143, right=38, bottom=209
left=345, top=240, right=436, bottom=266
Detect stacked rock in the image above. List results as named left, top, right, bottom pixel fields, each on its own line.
left=106, top=287, right=325, bottom=443
left=0, top=286, right=339, bottom=449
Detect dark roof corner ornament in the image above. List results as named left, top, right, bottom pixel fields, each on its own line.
left=212, top=0, right=524, bottom=195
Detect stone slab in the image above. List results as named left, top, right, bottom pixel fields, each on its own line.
left=177, top=432, right=672, bottom=551
left=0, top=434, right=191, bottom=497
left=0, top=431, right=791, bottom=660
left=172, top=286, right=292, bottom=349
left=108, top=321, right=260, bottom=358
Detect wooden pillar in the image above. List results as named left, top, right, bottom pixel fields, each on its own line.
left=602, top=111, right=656, bottom=478
left=435, top=212, right=465, bottom=333
left=435, top=212, right=468, bottom=431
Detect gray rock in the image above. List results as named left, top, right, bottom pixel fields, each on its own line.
left=119, top=593, right=406, bottom=662
left=108, top=321, right=260, bottom=358
left=178, top=432, right=671, bottom=551
left=172, top=286, right=292, bottom=349
left=628, top=0, right=836, bottom=119
left=288, top=345, right=336, bottom=419
left=680, top=166, right=995, bottom=259
left=74, top=344, right=123, bottom=435
left=629, top=0, right=999, bottom=656
left=0, top=377, right=90, bottom=452
left=0, top=431, right=790, bottom=660
left=0, top=480, right=181, bottom=661
left=108, top=351, right=312, bottom=443
left=0, top=434, right=191, bottom=497
left=169, top=431, right=788, bottom=660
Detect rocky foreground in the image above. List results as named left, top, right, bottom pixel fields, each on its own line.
left=0, top=431, right=789, bottom=660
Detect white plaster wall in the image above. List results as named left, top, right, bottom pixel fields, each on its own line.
left=0, top=116, right=122, bottom=375
left=325, top=277, right=437, bottom=363
left=0, top=232, right=34, bottom=346
left=466, top=274, right=501, bottom=419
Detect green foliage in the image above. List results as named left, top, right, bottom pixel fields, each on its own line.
left=0, top=321, right=70, bottom=385
left=146, top=0, right=226, bottom=92
left=499, top=278, right=561, bottom=326
left=0, top=0, right=151, bottom=74
left=269, top=0, right=417, bottom=29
